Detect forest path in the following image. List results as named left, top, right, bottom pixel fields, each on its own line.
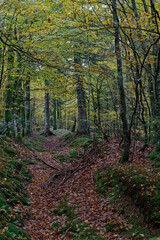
left=22, top=132, right=152, bottom=240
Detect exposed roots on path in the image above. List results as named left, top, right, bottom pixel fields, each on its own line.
left=42, top=140, right=107, bottom=192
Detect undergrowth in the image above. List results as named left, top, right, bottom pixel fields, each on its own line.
left=23, top=135, right=46, bottom=152
left=95, top=165, right=160, bottom=238
left=149, top=146, right=160, bottom=168
left=69, top=137, right=93, bottom=149
left=0, top=136, right=31, bottom=240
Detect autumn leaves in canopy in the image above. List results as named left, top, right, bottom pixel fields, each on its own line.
left=0, top=0, right=160, bottom=161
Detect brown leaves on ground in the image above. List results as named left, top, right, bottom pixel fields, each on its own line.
left=16, top=133, right=155, bottom=240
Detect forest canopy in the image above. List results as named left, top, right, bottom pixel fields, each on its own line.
left=0, top=0, right=160, bottom=162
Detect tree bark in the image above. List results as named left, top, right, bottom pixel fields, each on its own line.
left=112, top=0, right=130, bottom=162
left=74, top=52, right=88, bottom=135
left=25, top=75, right=31, bottom=135
left=44, top=83, right=52, bottom=136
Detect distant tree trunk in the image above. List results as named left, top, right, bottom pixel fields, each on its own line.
left=67, top=110, right=70, bottom=130
left=5, top=50, right=14, bottom=135
left=71, top=116, right=76, bottom=132
left=74, top=52, right=88, bottom=135
left=97, top=86, right=109, bottom=141
left=91, top=87, right=98, bottom=136
left=154, top=47, right=160, bottom=117
left=21, top=89, right=25, bottom=137
left=112, top=0, right=130, bottom=162
left=31, top=97, right=36, bottom=126
left=25, top=75, right=31, bottom=135
left=13, top=111, right=18, bottom=137
left=5, top=82, right=13, bottom=135
left=44, top=83, right=52, bottom=136
left=53, top=98, right=57, bottom=130
left=57, top=99, right=63, bottom=129
left=87, top=33, right=91, bottom=135
left=0, top=44, right=6, bottom=89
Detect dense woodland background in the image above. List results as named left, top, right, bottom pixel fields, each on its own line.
left=1, top=1, right=160, bottom=239
left=0, top=0, right=160, bottom=160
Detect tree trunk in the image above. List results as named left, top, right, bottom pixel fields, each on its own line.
left=25, top=76, right=31, bottom=135
left=112, top=0, right=130, bottom=162
left=44, top=86, right=52, bottom=136
left=57, top=99, right=63, bottom=129
left=53, top=98, right=57, bottom=130
left=5, top=50, right=14, bottom=135
left=5, top=82, right=13, bottom=135
left=91, top=87, right=98, bottom=136
left=74, top=52, right=88, bottom=135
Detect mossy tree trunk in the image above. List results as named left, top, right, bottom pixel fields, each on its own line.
left=74, top=52, right=88, bottom=135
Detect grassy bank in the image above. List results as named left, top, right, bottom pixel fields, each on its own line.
left=0, top=136, right=31, bottom=240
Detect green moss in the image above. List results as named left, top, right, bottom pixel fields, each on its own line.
left=0, top=234, right=5, bottom=239
left=59, top=132, right=74, bottom=141
left=95, top=166, right=160, bottom=227
left=69, top=150, right=78, bottom=158
left=69, top=137, right=93, bottom=149
left=0, top=136, right=31, bottom=239
left=4, top=146, right=16, bottom=156
left=58, top=155, right=67, bottom=163
left=106, top=221, right=117, bottom=232
left=51, top=195, right=105, bottom=239
left=149, top=148, right=160, bottom=168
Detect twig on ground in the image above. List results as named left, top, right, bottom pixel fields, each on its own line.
left=53, top=169, right=69, bottom=192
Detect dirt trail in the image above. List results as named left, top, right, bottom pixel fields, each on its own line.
left=22, top=134, right=153, bottom=240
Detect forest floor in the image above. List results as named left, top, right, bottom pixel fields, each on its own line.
left=0, top=130, right=160, bottom=240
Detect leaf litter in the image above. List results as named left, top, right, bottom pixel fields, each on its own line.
left=14, top=132, right=159, bottom=240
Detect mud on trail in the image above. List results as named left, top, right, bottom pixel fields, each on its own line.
left=21, top=132, right=157, bottom=240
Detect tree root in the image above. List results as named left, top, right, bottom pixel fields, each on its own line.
left=15, top=139, right=61, bottom=171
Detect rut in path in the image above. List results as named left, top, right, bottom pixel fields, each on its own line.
left=22, top=133, right=151, bottom=240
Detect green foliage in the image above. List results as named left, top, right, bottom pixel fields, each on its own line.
left=53, top=129, right=70, bottom=136
left=59, top=132, right=74, bottom=142
left=58, top=155, right=67, bottom=163
left=0, top=136, right=31, bottom=239
left=69, top=150, right=78, bottom=158
left=4, top=146, right=17, bottom=157
left=35, top=127, right=41, bottom=132
left=93, top=135, right=104, bottom=142
left=95, top=165, right=160, bottom=227
left=68, top=150, right=84, bottom=163
left=69, top=137, right=93, bottom=149
left=106, top=221, right=117, bottom=233
left=51, top=195, right=104, bottom=239
left=23, top=135, right=46, bottom=152
left=149, top=147, right=160, bottom=168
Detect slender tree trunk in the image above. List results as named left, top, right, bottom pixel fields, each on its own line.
left=44, top=90, right=51, bottom=135
left=74, top=52, right=88, bottom=135
left=71, top=116, right=76, bottom=132
left=25, top=75, right=31, bottom=135
left=91, top=87, right=98, bottom=136
left=112, top=0, right=130, bottom=162
left=0, top=44, right=6, bottom=89
left=5, top=82, right=13, bottom=135
left=87, top=33, right=91, bottom=136
left=53, top=98, right=57, bottom=130
left=21, top=89, right=25, bottom=137
left=5, top=50, right=14, bottom=135
left=57, top=99, right=63, bottom=129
